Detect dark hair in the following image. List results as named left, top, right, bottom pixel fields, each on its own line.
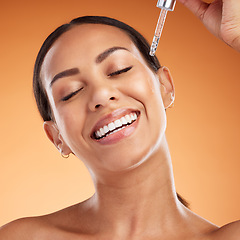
left=33, top=15, right=189, bottom=208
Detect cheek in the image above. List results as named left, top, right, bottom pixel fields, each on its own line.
left=121, top=67, right=166, bottom=135
left=122, top=67, right=163, bottom=106
left=53, top=102, right=85, bottom=141
left=134, top=68, right=166, bottom=134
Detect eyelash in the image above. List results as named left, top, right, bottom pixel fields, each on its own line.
left=108, top=66, right=133, bottom=77
left=61, top=66, right=132, bottom=101
left=61, top=87, right=83, bottom=101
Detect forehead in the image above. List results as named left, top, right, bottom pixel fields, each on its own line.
left=41, top=24, right=141, bottom=84
left=53, top=23, right=135, bottom=52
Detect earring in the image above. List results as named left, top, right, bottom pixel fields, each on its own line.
left=168, top=94, right=175, bottom=109
left=59, top=147, right=70, bottom=159
left=168, top=101, right=174, bottom=108
left=168, top=103, right=174, bottom=108
left=61, top=152, right=70, bottom=158
left=57, top=144, right=70, bottom=158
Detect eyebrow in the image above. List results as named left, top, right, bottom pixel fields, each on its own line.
left=95, top=46, right=129, bottom=64
left=50, top=46, right=129, bottom=87
left=50, top=68, right=80, bottom=87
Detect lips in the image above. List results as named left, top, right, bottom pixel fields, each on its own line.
left=90, top=109, right=140, bottom=140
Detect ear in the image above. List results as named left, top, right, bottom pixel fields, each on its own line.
left=43, top=121, right=72, bottom=156
left=157, top=66, right=175, bottom=109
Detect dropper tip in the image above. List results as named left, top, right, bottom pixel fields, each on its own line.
left=149, top=35, right=159, bottom=57
left=149, top=50, right=155, bottom=57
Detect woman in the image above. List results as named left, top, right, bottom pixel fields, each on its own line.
left=0, top=0, right=239, bottom=239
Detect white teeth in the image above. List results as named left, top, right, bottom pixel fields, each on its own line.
left=130, top=114, right=134, bottom=121
left=96, top=130, right=101, bottom=138
left=114, top=119, right=122, bottom=128
left=131, top=113, right=137, bottom=121
left=100, top=128, right=105, bottom=136
left=125, top=114, right=131, bottom=123
left=94, top=112, right=139, bottom=139
left=120, top=116, right=127, bottom=125
left=108, top=122, right=115, bottom=131
left=103, top=125, right=109, bottom=134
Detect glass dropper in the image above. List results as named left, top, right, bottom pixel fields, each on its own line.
left=149, top=0, right=176, bottom=56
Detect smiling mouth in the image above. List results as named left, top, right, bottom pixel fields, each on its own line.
left=91, top=111, right=140, bottom=140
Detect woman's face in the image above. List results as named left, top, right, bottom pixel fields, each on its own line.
left=41, top=24, right=173, bottom=175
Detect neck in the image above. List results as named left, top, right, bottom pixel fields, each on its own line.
left=86, top=136, right=187, bottom=238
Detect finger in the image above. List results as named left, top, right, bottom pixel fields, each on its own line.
left=177, top=0, right=209, bottom=21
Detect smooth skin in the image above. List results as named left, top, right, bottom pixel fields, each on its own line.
left=1, top=0, right=239, bottom=239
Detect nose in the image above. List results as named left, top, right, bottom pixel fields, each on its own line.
left=88, top=83, right=120, bottom=112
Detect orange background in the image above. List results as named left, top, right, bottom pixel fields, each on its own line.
left=0, top=0, right=240, bottom=227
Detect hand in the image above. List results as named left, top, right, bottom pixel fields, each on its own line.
left=177, top=0, right=240, bottom=51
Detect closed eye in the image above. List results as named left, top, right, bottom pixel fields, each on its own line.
left=108, top=66, right=133, bottom=77
left=61, top=87, right=83, bottom=101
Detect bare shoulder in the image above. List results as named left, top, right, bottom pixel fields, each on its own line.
left=0, top=217, right=43, bottom=240
left=210, top=220, right=240, bottom=239
left=0, top=202, right=90, bottom=240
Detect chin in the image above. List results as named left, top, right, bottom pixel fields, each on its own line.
left=95, top=133, right=165, bottom=173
